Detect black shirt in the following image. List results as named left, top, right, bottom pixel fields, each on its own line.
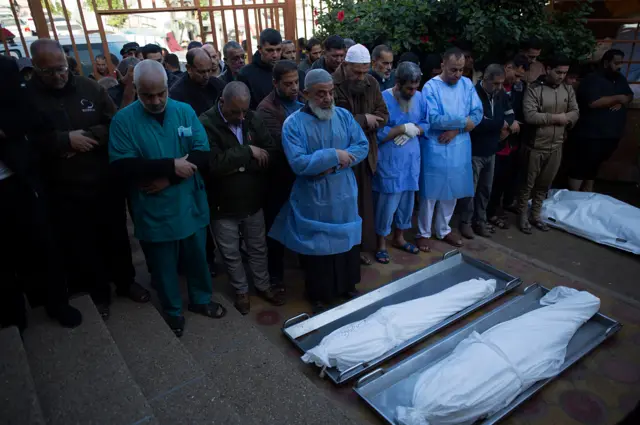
left=169, top=73, right=225, bottom=117
left=572, top=70, right=633, bottom=140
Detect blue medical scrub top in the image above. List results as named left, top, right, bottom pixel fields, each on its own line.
left=374, top=89, right=429, bottom=194
left=109, top=99, right=210, bottom=243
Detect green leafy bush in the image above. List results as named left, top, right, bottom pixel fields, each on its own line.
left=315, top=0, right=595, bottom=60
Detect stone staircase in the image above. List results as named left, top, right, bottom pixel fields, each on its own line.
left=0, top=294, right=363, bottom=425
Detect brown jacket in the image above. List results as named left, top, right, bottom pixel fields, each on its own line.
left=333, top=65, right=389, bottom=172
left=256, top=90, right=296, bottom=200
left=523, top=78, right=579, bottom=151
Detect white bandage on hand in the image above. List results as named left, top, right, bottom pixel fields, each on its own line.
left=404, top=123, right=421, bottom=138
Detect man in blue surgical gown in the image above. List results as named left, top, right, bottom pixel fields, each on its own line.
left=417, top=48, right=483, bottom=251
left=269, top=69, right=369, bottom=312
left=373, top=62, right=428, bottom=264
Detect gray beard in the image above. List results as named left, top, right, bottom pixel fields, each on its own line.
left=309, top=100, right=335, bottom=121
left=396, top=97, right=413, bottom=113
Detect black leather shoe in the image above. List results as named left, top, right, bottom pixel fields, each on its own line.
left=117, top=282, right=151, bottom=303
left=46, top=304, right=82, bottom=328
left=166, top=315, right=185, bottom=338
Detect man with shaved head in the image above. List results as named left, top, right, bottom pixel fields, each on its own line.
left=170, top=47, right=225, bottom=116
left=202, top=43, right=222, bottom=78
left=110, top=60, right=226, bottom=337
left=200, top=81, right=285, bottom=315
left=268, top=69, right=369, bottom=313
left=28, top=39, right=146, bottom=321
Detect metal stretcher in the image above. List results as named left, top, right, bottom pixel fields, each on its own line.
left=354, top=283, right=622, bottom=425
left=282, top=250, right=521, bottom=385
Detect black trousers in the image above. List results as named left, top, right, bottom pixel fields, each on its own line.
left=48, top=187, right=114, bottom=306
left=104, top=186, right=136, bottom=291
left=264, top=185, right=291, bottom=283
left=0, top=176, right=68, bottom=329
left=487, top=152, right=519, bottom=218
left=299, top=245, right=360, bottom=304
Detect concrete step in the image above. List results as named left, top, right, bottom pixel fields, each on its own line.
left=180, top=295, right=362, bottom=425
left=106, top=298, right=246, bottom=424
left=0, top=326, right=46, bottom=425
left=22, top=295, right=158, bottom=425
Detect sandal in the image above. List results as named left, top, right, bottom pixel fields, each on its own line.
left=360, top=254, right=373, bottom=266
left=488, top=216, right=510, bottom=230
left=188, top=301, right=227, bottom=319
left=519, top=217, right=533, bottom=235
left=393, top=242, right=420, bottom=255
left=415, top=237, right=431, bottom=253
left=375, top=250, right=390, bottom=264
left=441, top=233, right=463, bottom=247
left=166, top=315, right=185, bottom=338
left=529, top=218, right=550, bottom=232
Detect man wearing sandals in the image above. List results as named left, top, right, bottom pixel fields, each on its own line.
left=110, top=60, right=226, bottom=337
left=373, top=62, right=427, bottom=264
left=417, top=48, right=483, bottom=251
left=333, top=44, right=389, bottom=265
left=517, top=55, right=579, bottom=234
left=459, top=64, right=517, bottom=239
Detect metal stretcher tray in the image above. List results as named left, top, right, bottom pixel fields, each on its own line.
left=282, top=250, right=521, bottom=385
left=354, top=283, right=622, bottom=425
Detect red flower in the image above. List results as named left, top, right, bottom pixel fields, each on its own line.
left=314, top=19, right=318, bottom=26
left=449, top=36, right=456, bottom=42
left=337, top=10, right=345, bottom=22
left=420, top=35, right=429, bottom=43
left=313, top=8, right=318, bottom=17
left=354, top=17, right=360, bottom=23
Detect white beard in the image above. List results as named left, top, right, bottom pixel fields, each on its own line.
left=309, top=100, right=335, bottom=121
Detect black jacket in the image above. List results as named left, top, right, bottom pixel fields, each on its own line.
left=500, top=80, right=527, bottom=152
left=219, top=68, right=237, bottom=86
left=169, top=73, right=225, bottom=116
left=369, top=69, right=395, bottom=91
left=27, top=73, right=117, bottom=197
left=470, top=81, right=514, bottom=157
left=199, top=103, right=281, bottom=219
left=238, top=51, right=275, bottom=109
left=0, top=56, right=46, bottom=190
left=311, top=56, right=329, bottom=72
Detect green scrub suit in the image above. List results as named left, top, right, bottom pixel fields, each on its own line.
left=109, top=99, right=212, bottom=316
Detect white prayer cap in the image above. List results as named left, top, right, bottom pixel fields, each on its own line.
left=345, top=44, right=371, bottom=64
left=305, top=69, right=333, bottom=89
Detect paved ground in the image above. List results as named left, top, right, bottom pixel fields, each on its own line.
left=487, top=181, right=640, bottom=302
left=131, top=183, right=640, bottom=425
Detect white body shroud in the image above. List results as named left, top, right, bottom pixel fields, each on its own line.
left=541, top=189, right=640, bottom=255
left=301, top=278, right=497, bottom=372
left=396, top=287, right=601, bottom=425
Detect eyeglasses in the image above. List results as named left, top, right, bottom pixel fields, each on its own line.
left=229, top=54, right=246, bottom=63
left=35, top=65, right=69, bottom=76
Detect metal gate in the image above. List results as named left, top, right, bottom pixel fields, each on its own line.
left=1, top=0, right=313, bottom=75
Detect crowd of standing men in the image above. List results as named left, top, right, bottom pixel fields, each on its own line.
left=0, top=28, right=633, bottom=336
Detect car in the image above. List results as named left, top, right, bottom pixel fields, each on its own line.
left=1, top=34, right=131, bottom=76
left=0, top=12, right=31, bottom=37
